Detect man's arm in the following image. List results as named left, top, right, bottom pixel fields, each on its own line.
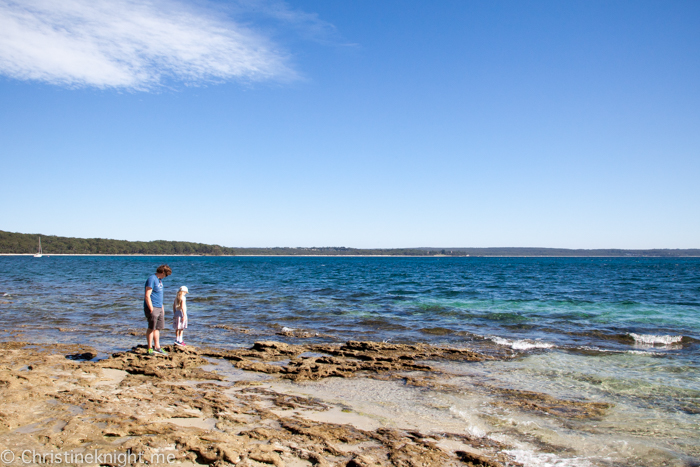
left=145, top=287, right=153, bottom=312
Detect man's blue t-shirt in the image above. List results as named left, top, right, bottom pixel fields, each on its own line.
left=145, top=274, right=164, bottom=308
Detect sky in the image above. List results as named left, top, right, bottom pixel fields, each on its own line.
left=1, top=0, right=698, bottom=249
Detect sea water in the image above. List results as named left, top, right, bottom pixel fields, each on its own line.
left=0, top=256, right=698, bottom=466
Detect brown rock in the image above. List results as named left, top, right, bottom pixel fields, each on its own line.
left=249, top=448, right=285, bottom=467
left=346, top=454, right=382, bottom=466
left=0, top=341, right=517, bottom=467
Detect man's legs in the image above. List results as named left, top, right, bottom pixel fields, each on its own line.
left=145, top=307, right=166, bottom=353
left=143, top=305, right=165, bottom=350
left=153, top=306, right=165, bottom=351
left=147, top=328, right=154, bottom=349
left=145, top=304, right=156, bottom=350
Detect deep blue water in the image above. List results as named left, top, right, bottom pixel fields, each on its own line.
left=0, top=256, right=698, bottom=357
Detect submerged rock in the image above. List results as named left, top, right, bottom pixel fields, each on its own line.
left=200, top=339, right=488, bottom=382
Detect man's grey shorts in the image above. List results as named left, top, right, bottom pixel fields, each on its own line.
left=144, top=305, right=165, bottom=330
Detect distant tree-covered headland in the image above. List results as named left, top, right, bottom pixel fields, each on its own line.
left=0, top=230, right=698, bottom=257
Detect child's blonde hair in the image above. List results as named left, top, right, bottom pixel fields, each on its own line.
left=174, top=290, right=186, bottom=309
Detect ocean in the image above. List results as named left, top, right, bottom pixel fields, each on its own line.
left=0, top=256, right=698, bottom=466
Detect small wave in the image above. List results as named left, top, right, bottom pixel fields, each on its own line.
left=465, top=425, right=486, bottom=439
left=572, top=346, right=663, bottom=357
left=503, top=449, right=593, bottom=467
left=448, top=407, right=487, bottom=438
left=276, top=326, right=322, bottom=338
left=625, top=350, right=656, bottom=356
left=567, top=330, right=635, bottom=344
left=490, top=336, right=555, bottom=350
left=629, top=333, right=683, bottom=345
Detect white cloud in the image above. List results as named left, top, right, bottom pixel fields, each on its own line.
left=234, top=0, right=341, bottom=44
left=0, top=0, right=295, bottom=90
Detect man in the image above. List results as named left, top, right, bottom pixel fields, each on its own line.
left=144, top=264, right=172, bottom=355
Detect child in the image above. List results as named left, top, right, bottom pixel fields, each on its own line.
left=173, top=286, right=189, bottom=346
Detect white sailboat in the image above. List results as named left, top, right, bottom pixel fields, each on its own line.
left=34, top=237, right=43, bottom=257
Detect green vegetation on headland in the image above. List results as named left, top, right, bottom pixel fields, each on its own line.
left=1, top=230, right=698, bottom=257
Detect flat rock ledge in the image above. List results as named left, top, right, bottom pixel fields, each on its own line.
left=196, top=340, right=488, bottom=382
left=0, top=341, right=609, bottom=466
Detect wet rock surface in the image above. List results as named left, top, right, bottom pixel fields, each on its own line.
left=489, top=386, right=611, bottom=419
left=200, top=340, right=488, bottom=383
left=95, top=345, right=224, bottom=381
left=0, top=340, right=612, bottom=466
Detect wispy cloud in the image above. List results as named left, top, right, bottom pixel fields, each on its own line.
left=0, top=0, right=298, bottom=90
left=233, top=0, right=342, bottom=44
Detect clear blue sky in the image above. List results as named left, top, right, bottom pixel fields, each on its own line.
left=1, top=0, right=698, bottom=249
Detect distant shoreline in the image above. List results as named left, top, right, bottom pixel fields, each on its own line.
left=3, top=230, right=699, bottom=257
left=2, top=254, right=699, bottom=258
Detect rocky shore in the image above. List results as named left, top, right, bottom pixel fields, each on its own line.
left=0, top=341, right=611, bottom=466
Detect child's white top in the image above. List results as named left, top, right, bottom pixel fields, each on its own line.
left=176, top=296, right=187, bottom=313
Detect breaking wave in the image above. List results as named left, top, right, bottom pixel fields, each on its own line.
left=490, top=337, right=555, bottom=350
left=503, top=449, right=593, bottom=467
left=629, top=333, right=683, bottom=345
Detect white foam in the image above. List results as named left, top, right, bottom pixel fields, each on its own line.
left=449, top=407, right=487, bottom=438
left=625, top=350, right=655, bottom=356
left=505, top=418, right=542, bottom=428
left=577, top=345, right=604, bottom=352
left=490, top=336, right=555, bottom=350
left=576, top=346, right=656, bottom=356
left=629, top=333, right=683, bottom=345
left=281, top=326, right=295, bottom=332
left=503, top=449, right=593, bottom=467
left=465, top=424, right=487, bottom=439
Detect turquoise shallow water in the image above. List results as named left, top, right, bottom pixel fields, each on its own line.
left=0, top=256, right=698, bottom=465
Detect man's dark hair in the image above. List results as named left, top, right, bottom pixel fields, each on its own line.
left=156, top=265, right=172, bottom=276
